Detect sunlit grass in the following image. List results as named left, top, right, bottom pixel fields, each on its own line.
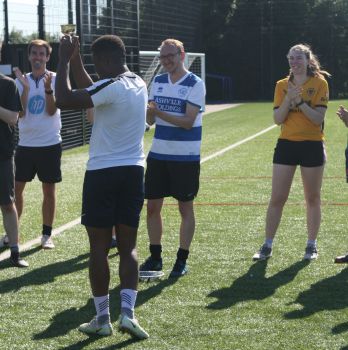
left=1, top=101, right=348, bottom=349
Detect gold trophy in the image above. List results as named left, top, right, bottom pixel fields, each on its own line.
left=60, top=24, right=76, bottom=35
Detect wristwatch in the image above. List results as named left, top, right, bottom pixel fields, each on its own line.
left=45, top=90, right=53, bottom=95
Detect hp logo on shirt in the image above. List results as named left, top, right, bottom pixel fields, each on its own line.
left=28, top=95, right=45, bottom=115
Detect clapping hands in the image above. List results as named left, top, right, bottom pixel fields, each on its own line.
left=286, top=81, right=303, bottom=108
left=337, top=105, right=348, bottom=127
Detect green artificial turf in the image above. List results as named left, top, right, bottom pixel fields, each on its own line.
left=1, top=101, right=348, bottom=349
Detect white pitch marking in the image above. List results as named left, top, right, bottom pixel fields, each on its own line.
left=0, top=124, right=277, bottom=262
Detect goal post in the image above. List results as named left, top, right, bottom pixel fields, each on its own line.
left=139, top=51, right=205, bottom=88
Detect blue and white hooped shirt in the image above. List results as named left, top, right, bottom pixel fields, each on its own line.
left=148, top=72, right=205, bottom=162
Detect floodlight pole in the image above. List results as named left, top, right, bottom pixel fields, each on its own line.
left=38, top=0, right=45, bottom=39
left=3, top=0, right=9, bottom=44
left=68, top=0, right=73, bottom=24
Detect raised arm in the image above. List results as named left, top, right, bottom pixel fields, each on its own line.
left=55, top=35, right=94, bottom=110
left=43, top=72, right=58, bottom=116
left=70, top=36, right=94, bottom=88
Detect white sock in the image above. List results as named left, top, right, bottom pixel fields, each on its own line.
left=265, top=238, right=273, bottom=248
left=120, top=289, right=137, bottom=318
left=307, top=239, right=317, bottom=247
left=93, top=295, right=110, bottom=319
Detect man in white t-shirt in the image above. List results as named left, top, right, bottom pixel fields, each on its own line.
left=140, top=39, right=206, bottom=278
left=55, top=34, right=149, bottom=339
left=13, top=39, right=61, bottom=250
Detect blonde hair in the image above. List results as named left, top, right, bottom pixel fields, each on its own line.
left=160, top=38, right=185, bottom=53
left=28, top=39, right=52, bottom=56
left=287, top=43, right=331, bottom=80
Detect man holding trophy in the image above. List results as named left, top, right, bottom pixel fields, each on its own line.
left=55, top=30, right=149, bottom=340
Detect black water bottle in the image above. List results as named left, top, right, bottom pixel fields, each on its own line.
left=345, top=144, right=348, bottom=182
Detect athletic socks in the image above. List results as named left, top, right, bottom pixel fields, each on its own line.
left=93, top=295, right=110, bottom=325
left=265, top=238, right=273, bottom=248
left=42, top=224, right=52, bottom=237
left=307, top=239, right=317, bottom=247
left=149, top=244, right=162, bottom=260
left=120, top=289, right=137, bottom=319
left=176, top=248, right=189, bottom=263
left=10, top=245, right=19, bottom=257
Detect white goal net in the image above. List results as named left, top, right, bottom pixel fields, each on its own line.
left=139, top=51, right=205, bottom=88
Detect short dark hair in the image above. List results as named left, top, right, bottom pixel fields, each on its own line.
left=28, top=39, right=52, bottom=56
left=91, top=35, right=126, bottom=64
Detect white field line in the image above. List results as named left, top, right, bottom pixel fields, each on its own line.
left=0, top=123, right=277, bottom=262
left=201, top=124, right=277, bottom=163
left=0, top=218, right=81, bottom=261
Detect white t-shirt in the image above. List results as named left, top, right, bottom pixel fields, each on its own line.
left=148, top=71, right=205, bottom=161
left=16, top=72, right=61, bottom=147
left=86, top=72, right=147, bottom=171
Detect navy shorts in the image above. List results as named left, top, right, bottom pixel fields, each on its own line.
left=273, top=139, right=326, bottom=167
left=145, top=157, right=200, bottom=202
left=81, top=165, right=144, bottom=228
left=15, top=143, right=62, bottom=183
left=0, top=158, right=15, bottom=206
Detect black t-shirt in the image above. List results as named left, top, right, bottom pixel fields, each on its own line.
left=0, top=73, right=22, bottom=160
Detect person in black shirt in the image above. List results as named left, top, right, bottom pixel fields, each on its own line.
left=0, top=72, right=28, bottom=267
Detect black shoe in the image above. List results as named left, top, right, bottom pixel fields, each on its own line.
left=10, top=253, right=29, bottom=268
left=334, top=254, right=348, bottom=264
left=169, top=260, right=188, bottom=278
left=139, top=256, right=162, bottom=271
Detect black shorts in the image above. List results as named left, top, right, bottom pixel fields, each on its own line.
left=81, top=165, right=144, bottom=228
left=0, top=158, right=15, bottom=206
left=145, top=157, right=200, bottom=202
left=273, top=139, right=326, bottom=167
left=15, top=143, right=62, bottom=183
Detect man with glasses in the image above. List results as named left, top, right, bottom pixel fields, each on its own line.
left=140, top=39, right=205, bottom=277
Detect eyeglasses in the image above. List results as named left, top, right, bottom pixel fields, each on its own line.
left=159, top=52, right=181, bottom=60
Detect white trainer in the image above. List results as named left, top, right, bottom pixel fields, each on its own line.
left=118, top=314, right=149, bottom=339
left=41, top=235, right=55, bottom=249
left=78, top=317, right=113, bottom=336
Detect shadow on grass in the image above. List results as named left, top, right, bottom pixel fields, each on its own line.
left=284, top=266, right=348, bottom=319
left=0, top=245, right=42, bottom=269
left=33, top=288, right=121, bottom=341
left=0, top=252, right=89, bottom=293
left=333, top=322, right=348, bottom=335
left=33, top=292, right=139, bottom=349
left=32, top=272, right=177, bottom=347
left=332, top=321, right=348, bottom=350
left=58, top=337, right=138, bottom=350
left=137, top=275, right=179, bottom=307
left=207, top=260, right=309, bottom=310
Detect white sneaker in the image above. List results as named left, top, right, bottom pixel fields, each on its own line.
left=0, top=235, right=9, bottom=248
left=118, top=314, right=149, bottom=339
left=78, top=317, right=113, bottom=336
left=304, top=245, right=318, bottom=260
left=253, top=244, right=272, bottom=261
left=41, top=235, right=55, bottom=249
